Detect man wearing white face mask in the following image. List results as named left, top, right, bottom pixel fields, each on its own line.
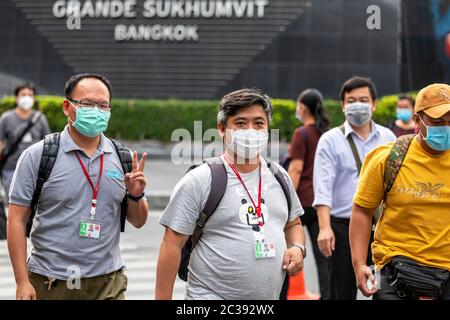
left=0, top=83, right=50, bottom=196
left=313, top=76, right=395, bottom=300
left=156, top=88, right=306, bottom=300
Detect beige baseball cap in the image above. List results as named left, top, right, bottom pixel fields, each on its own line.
left=415, top=83, right=450, bottom=118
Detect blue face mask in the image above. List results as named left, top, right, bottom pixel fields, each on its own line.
left=396, top=108, right=413, bottom=122
left=419, top=116, right=450, bottom=151
left=69, top=103, right=111, bottom=138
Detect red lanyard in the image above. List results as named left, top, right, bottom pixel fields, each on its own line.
left=223, top=154, right=263, bottom=226
left=76, top=153, right=104, bottom=218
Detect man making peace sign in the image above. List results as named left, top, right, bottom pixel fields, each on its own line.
left=7, top=73, right=149, bottom=300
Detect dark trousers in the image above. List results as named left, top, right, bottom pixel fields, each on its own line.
left=374, top=262, right=450, bottom=300
left=329, top=216, right=357, bottom=300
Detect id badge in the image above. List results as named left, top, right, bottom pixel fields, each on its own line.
left=79, top=219, right=102, bottom=239
left=254, top=240, right=276, bottom=259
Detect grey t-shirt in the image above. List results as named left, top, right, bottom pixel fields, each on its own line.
left=0, top=110, right=51, bottom=171
left=9, top=126, right=127, bottom=280
left=159, top=157, right=304, bottom=300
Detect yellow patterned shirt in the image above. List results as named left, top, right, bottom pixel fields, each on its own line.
left=353, top=137, right=450, bottom=271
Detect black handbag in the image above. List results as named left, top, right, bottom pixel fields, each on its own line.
left=390, top=256, right=450, bottom=299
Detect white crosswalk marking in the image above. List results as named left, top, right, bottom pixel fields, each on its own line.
left=0, top=237, right=186, bottom=300
left=119, top=239, right=186, bottom=300
left=0, top=241, right=15, bottom=300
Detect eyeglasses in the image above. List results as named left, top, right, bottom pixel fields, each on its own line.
left=68, top=98, right=111, bottom=111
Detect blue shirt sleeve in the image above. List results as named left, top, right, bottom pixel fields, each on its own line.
left=312, top=133, right=337, bottom=208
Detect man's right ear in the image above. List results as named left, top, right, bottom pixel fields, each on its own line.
left=62, top=99, right=70, bottom=116
left=413, top=113, right=421, bottom=126
left=218, top=122, right=226, bottom=138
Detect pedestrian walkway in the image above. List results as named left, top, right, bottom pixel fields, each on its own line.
left=0, top=240, right=15, bottom=300
left=0, top=217, right=187, bottom=300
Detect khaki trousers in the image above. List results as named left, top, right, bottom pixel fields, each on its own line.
left=29, top=270, right=127, bottom=300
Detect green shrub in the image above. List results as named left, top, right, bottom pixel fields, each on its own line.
left=0, top=94, right=415, bottom=142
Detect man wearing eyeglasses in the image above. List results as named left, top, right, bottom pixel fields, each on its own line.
left=7, top=73, right=149, bottom=300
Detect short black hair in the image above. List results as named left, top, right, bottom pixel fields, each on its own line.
left=14, top=83, right=36, bottom=96
left=64, top=73, right=113, bottom=101
left=217, top=88, right=272, bottom=126
left=340, top=76, right=377, bottom=101
left=398, top=95, right=415, bottom=108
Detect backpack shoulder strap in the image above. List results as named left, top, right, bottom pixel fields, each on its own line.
left=383, top=134, right=415, bottom=197
left=110, top=139, right=133, bottom=174
left=26, top=132, right=60, bottom=237
left=340, top=124, right=362, bottom=175
left=190, top=157, right=227, bottom=248
left=110, top=139, right=133, bottom=232
left=299, top=126, right=308, bottom=156
left=300, top=126, right=308, bottom=143
left=267, top=160, right=292, bottom=219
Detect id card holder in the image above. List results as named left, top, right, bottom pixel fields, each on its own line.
left=254, top=239, right=276, bottom=259
left=79, top=219, right=102, bottom=240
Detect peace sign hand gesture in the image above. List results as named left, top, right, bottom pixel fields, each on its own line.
left=125, top=151, right=148, bottom=197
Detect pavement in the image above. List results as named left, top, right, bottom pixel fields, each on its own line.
left=0, top=216, right=186, bottom=300
left=123, top=140, right=290, bottom=161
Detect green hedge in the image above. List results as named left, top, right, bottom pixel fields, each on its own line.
left=0, top=94, right=415, bottom=142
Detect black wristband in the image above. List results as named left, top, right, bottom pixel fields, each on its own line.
left=127, top=192, right=145, bottom=202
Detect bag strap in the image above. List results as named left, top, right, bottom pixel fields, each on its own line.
left=299, top=126, right=308, bottom=160
left=189, top=157, right=227, bottom=250
left=288, top=126, right=308, bottom=159
left=371, top=134, right=415, bottom=226
left=383, top=134, right=415, bottom=197
left=27, top=132, right=60, bottom=237
left=300, top=126, right=308, bottom=145
left=340, top=124, right=362, bottom=175
left=189, top=157, right=294, bottom=250
left=1, top=112, right=42, bottom=170
left=110, top=138, right=133, bottom=232
left=267, top=160, right=292, bottom=221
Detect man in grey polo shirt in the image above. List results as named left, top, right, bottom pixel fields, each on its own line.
left=7, top=73, right=149, bottom=300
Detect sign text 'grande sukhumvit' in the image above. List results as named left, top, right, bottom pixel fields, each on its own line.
left=52, top=0, right=270, bottom=42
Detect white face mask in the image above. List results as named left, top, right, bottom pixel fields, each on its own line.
left=17, top=96, right=34, bottom=110
left=295, top=105, right=303, bottom=122
left=226, top=129, right=269, bottom=160
left=344, top=102, right=372, bottom=127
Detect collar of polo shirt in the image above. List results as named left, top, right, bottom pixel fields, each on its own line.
left=61, top=125, right=114, bottom=155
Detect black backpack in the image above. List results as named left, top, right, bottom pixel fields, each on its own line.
left=25, top=132, right=133, bottom=237
left=178, top=157, right=293, bottom=282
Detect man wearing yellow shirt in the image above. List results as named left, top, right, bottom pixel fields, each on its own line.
left=350, top=83, right=450, bottom=300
